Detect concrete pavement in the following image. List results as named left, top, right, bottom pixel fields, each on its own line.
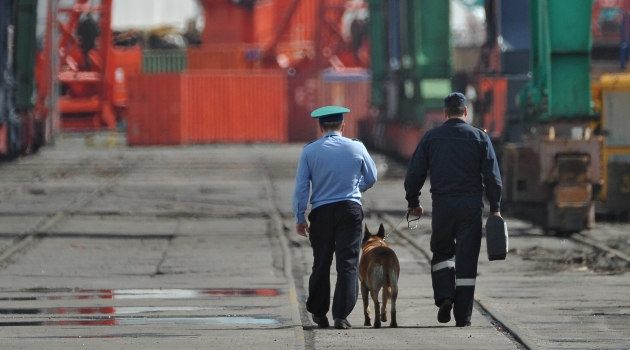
left=0, top=135, right=627, bottom=349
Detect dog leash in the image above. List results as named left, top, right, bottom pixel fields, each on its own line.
left=384, top=212, right=420, bottom=240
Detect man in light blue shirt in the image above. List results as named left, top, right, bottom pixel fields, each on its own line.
left=292, top=105, right=377, bottom=329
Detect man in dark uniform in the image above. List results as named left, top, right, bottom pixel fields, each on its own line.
left=404, top=92, right=502, bottom=327
left=293, top=106, right=378, bottom=329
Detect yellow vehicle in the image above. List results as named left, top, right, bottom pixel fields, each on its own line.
left=592, top=74, right=630, bottom=219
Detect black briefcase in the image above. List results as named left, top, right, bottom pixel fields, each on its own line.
left=485, top=215, right=508, bottom=261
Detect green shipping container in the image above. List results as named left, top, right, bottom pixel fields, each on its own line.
left=367, top=0, right=387, bottom=108
left=14, top=0, right=38, bottom=111
left=521, top=0, right=594, bottom=122
left=142, top=50, right=187, bottom=73
left=399, top=0, right=451, bottom=123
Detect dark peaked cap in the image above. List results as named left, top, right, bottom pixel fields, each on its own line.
left=444, top=92, right=467, bottom=108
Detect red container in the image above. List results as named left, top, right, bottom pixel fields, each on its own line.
left=127, top=74, right=184, bottom=146
left=183, top=71, right=288, bottom=143
left=318, top=73, right=371, bottom=139
left=287, top=72, right=372, bottom=142
left=382, top=123, right=425, bottom=160
left=127, top=71, right=288, bottom=145
left=287, top=74, right=320, bottom=142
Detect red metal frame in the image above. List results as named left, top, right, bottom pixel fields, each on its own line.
left=200, top=0, right=369, bottom=72
left=38, top=0, right=116, bottom=131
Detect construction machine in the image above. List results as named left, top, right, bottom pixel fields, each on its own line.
left=591, top=74, right=630, bottom=220
left=588, top=0, right=630, bottom=220
left=503, top=0, right=604, bottom=232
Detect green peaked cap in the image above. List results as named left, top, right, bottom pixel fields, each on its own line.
left=310, top=106, right=350, bottom=118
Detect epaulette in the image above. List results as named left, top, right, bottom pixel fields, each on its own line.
left=350, top=138, right=363, bottom=143
left=474, top=126, right=488, bottom=133
left=303, top=140, right=317, bottom=147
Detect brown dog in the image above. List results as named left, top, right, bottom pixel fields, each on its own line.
left=359, top=224, right=400, bottom=328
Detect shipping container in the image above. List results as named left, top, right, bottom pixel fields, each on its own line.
left=287, top=71, right=372, bottom=143
left=127, top=74, right=185, bottom=145
left=288, top=74, right=320, bottom=142
left=318, top=71, right=371, bottom=139
left=360, top=116, right=435, bottom=161
left=127, top=71, right=288, bottom=145
left=142, top=50, right=187, bottom=73
left=183, top=71, right=288, bottom=143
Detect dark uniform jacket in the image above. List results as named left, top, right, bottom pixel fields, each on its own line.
left=404, top=118, right=502, bottom=212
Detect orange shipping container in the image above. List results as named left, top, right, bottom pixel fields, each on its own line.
left=127, top=71, right=288, bottom=145
left=287, top=74, right=320, bottom=142
left=318, top=72, right=371, bottom=139
left=183, top=71, right=288, bottom=143
left=287, top=72, right=372, bottom=143
left=127, top=74, right=184, bottom=146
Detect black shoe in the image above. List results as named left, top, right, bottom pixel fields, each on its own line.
left=456, top=321, right=471, bottom=327
left=312, top=314, right=329, bottom=328
left=333, top=318, right=352, bottom=329
left=437, top=299, right=453, bottom=323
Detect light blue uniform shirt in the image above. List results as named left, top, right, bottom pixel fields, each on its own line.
left=292, top=131, right=378, bottom=223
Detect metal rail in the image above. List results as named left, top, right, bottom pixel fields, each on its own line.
left=0, top=158, right=133, bottom=266
left=377, top=212, right=537, bottom=350
left=259, top=156, right=306, bottom=350
left=571, top=233, right=630, bottom=264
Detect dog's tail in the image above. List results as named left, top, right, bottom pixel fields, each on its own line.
left=385, top=268, right=399, bottom=295
left=370, top=264, right=399, bottom=295
left=369, top=265, right=384, bottom=292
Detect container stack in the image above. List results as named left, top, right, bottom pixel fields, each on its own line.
left=126, top=0, right=372, bottom=146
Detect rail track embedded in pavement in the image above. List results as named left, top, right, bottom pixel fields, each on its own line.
left=375, top=211, right=535, bottom=350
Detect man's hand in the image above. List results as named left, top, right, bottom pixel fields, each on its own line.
left=492, top=211, right=501, bottom=217
left=296, top=222, right=309, bottom=237
left=408, top=206, right=424, bottom=218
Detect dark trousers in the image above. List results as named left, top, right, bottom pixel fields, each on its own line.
left=430, top=195, right=483, bottom=324
left=306, top=200, right=363, bottom=320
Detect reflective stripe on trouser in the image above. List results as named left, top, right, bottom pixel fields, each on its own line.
left=430, top=196, right=483, bottom=324
left=306, top=201, right=363, bottom=320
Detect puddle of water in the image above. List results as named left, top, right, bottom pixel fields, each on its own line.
left=0, top=306, right=273, bottom=316
left=26, top=333, right=190, bottom=339
left=0, top=316, right=281, bottom=327
left=0, top=288, right=280, bottom=301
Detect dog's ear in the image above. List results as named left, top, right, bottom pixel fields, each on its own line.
left=377, top=223, right=385, bottom=238
left=362, top=224, right=371, bottom=244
